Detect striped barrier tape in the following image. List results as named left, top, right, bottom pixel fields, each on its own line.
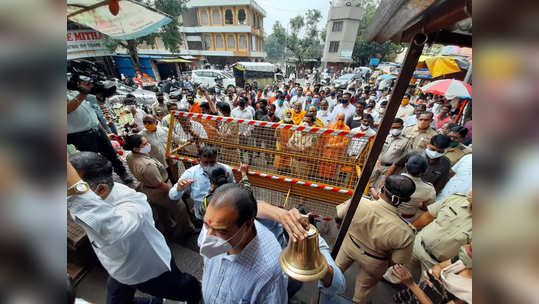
left=167, top=154, right=354, bottom=196
left=172, top=111, right=368, bottom=138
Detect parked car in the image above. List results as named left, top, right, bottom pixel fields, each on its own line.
left=333, top=73, right=362, bottom=89
left=191, top=69, right=236, bottom=88
left=109, top=83, right=156, bottom=106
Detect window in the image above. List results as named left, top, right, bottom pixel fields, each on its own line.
left=225, top=9, right=233, bottom=24
left=215, top=34, right=224, bottom=49
left=329, top=41, right=339, bottom=53
left=239, top=35, right=247, bottom=49
left=204, top=35, right=213, bottom=50
left=332, top=21, right=343, bottom=32
left=226, top=34, right=236, bottom=49
left=199, top=9, right=209, bottom=25
left=251, top=35, right=256, bottom=52
left=212, top=9, right=222, bottom=25
left=238, top=9, right=246, bottom=25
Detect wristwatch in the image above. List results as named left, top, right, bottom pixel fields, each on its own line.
left=67, top=181, right=90, bottom=196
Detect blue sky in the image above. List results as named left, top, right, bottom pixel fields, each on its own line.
left=257, top=0, right=331, bottom=36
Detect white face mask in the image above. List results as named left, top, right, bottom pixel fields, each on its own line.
left=390, top=128, right=402, bottom=136
left=425, top=148, right=444, bottom=159
left=199, top=224, right=244, bottom=259
left=139, top=143, right=151, bottom=154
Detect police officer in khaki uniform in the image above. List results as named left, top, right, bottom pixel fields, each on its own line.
left=387, top=134, right=452, bottom=194
left=335, top=175, right=417, bottom=303
left=124, top=135, right=195, bottom=239
left=369, top=118, right=410, bottom=195
left=151, top=92, right=169, bottom=121
left=408, top=190, right=472, bottom=280
left=403, top=112, right=437, bottom=150
left=445, top=126, right=472, bottom=166
left=397, top=155, right=436, bottom=223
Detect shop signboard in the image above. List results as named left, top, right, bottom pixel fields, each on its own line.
left=67, top=30, right=113, bottom=60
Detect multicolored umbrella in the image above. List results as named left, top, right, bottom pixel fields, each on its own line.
left=420, top=79, right=472, bottom=99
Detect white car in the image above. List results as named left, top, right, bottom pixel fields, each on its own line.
left=191, top=69, right=236, bottom=88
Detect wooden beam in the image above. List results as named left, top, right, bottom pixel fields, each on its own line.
left=400, top=0, right=472, bottom=43
left=374, top=0, right=439, bottom=42
left=331, top=34, right=425, bottom=259
left=363, top=0, right=409, bottom=42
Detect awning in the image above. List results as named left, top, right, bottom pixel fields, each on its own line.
left=417, top=55, right=470, bottom=78
left=159, top=59, right=192, bottom=63
left=67, top=0, right=172, bottom=40
left=234, top=62, right=275, bottom=72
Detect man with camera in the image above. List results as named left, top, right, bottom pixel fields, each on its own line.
left=67, top=74, right=133, bottom=184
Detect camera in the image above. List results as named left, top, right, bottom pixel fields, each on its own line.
left=67, top=73, right=116, bottom=98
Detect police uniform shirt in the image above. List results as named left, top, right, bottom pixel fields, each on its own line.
left=419, top=193, right=472, bottom=261
left=403, top=125, right=438, bottom=150
left=396, top=150, right=451, bottom=193
left=347, top=198, right=416, bottom=263
left=127, top=152, right=167, bottom=187
left=379, top=135, right=410, bottom=165
left=398, top=173, right=436, bottom=218
left=444, top=143, right=472, bottom=166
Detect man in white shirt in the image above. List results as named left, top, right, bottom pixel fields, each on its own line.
left=67, top=76, right=133, bottom=184
left=290, top=86, right=306, bottom=107
left=68, top=152, right=202, bottom=304
left=273, top=92, right=289, bottom=120
left=317, top=99, right=333, bottom=127
left=347, top=114, right=376, bottom=158
left=231, top=96, right=255, bottom=163
left=326, top=90, right=338, bottom=112
left=331, top=92, right=356, bottom=123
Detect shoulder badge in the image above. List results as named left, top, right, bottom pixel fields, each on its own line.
left=398, top=214, right=417, bottom=234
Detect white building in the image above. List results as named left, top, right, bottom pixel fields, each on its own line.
left=321, top=0, right=364, bottom=70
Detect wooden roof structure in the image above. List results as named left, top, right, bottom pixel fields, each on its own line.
left=364, top=0, right=472, bottom=47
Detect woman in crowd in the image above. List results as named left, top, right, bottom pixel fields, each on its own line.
left=125, top=135, right=195, bottom=239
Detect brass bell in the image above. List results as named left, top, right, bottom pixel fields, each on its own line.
left=279, top=224, right=329, bottom=282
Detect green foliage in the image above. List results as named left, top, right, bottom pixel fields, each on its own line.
left=264, top=21, right=286, bottom=60
left=265, top=11, right=324, bottom=64
left=352, top=2, right=404, bottom=66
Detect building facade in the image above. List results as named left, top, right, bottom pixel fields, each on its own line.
left=321, top=0, right=363, bottom=70
left=179, top=0, right=267, bottom=65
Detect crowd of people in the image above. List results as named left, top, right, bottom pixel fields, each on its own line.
left=67, top=68, right=472, bottom=303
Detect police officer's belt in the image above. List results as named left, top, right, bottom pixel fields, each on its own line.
left=349, top=235, right=387, bottom=261
left=421, top=239, right=440, bottom=262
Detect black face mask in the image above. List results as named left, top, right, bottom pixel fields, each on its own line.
left=157, top=98, right=164, bottom=103
left=187, top=99, right=194, bottom=105
left=238, top=101, right=246, bottom=108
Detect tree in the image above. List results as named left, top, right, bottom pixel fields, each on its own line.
left=286, top=9, right=324, bottom=69
left=265, top=21, right=287, bottom=60
left=103, top=0, right=186, bottom=74
left=352, top=1, right=403, bottom=66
